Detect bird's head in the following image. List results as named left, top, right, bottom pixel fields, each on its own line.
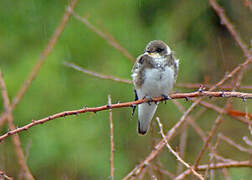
left=145, top=40, right=171, bottom=58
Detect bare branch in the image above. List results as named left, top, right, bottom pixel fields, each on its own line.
left=156, top=117, right=204, bottom=180
left=108, top=95, right=114, bottom=180
left=72, top=12, right=135, bottom=62
left=176, top=161, right=252, bottom=179
left=218, top=133, right=252, bottom=153
left=0, top=69, right=34, bottom=180
left=194, top=114, right=224, bottom=168
left=176, top=83, right=252, bottom=90
left=209, top=0, right=251, bottom=58
left=64, top=62, right=132, bottom=84
left=0, top=91, right=251, bottom=142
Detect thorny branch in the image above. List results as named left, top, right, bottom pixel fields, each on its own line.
left=0, top=91, right=251, bottom=142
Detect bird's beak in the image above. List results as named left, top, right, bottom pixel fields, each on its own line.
left=145, top=51, right=154, bottom=56
left=148, top=52, right=161, bottom=58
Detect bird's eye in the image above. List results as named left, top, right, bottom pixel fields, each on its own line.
left=156, top=48, right=163, bottom=53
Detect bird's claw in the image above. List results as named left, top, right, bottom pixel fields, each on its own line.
left=162, top=94, right=171, bottom=104
left=144, top=95, right=153, bottom=105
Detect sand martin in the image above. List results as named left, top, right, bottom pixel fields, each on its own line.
left=131, top=40, right=179, bottom=135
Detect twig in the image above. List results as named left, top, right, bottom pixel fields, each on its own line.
left=156, top=117, right=204, bottom=180
left=0, top=91, right=252, bottom=142
left=108, top=95, right=114, bottom=180
left=176, top=83, right=252, bottom=90
left=209, top=0, right=251, bottom=58
left=175, top=160, right=252, bottom=179
left=221, top=168, right=231, bottom=180
left=151, top=165, right=175, bottom=179
left=0, top=0, right=79, bottom=127
left=177, top=126, right=188, bottom=174
left=218, top=133, right=252, bottom=153
left=194, top=114, right=224, bottom=168
left=226, top=109, right=252, bottom=120
left=72, top=12, right=135, bottom=62
left=64, top=62, right=132, bottom=84
left=0, top=69, right=34, bottom=180
left=198, top=100, right=251, bottom=125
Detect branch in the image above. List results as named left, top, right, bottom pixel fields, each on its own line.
left=0, top=69, right=34, bottom=180
left=108, top=95, right=114, bottom=180
left=64, top=62, right=132, bottom=84
left=72, top=12, right=135, bottom=62
left=0, top=91, right=251, bottom=142
left=176, top=83, right=252, bottom=90
left=218, top=133, right=252, bottom=153
left=209, top=0, right=251, bottom=58
left=156, top=117, right=204, bottom=180
left=175, top=160, right=252, bottom=179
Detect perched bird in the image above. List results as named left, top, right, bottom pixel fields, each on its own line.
left=131, top=40, right=179, bottom=135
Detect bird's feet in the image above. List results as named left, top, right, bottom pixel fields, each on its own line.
left=144, top=95, right=153, bottom=105
left=161, top=94, right=171, bottom=104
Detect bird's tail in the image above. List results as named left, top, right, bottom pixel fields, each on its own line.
left=138, top=103, right=158, bottom=135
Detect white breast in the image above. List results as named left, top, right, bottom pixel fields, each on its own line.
left=137, top=65, right=174, bottom=99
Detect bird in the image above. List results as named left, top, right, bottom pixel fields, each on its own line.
left=131, top=40, right=179, bottom=135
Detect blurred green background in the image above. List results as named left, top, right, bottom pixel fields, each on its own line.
left=0, top=0, right=251, bottom=179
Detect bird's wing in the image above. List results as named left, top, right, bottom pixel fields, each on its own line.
left=131, top=88, right=138, bottom=116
